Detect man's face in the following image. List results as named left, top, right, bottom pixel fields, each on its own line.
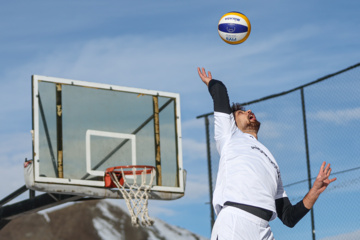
left=234, top=109, right=261, bottom=134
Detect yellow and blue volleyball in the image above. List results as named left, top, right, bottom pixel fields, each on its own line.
left=218, top=12, right=251, bottom=45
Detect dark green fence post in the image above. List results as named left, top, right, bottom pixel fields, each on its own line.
left=204, top=116, right=215, bottom=230
left=301, top=88, right=316, bottom=240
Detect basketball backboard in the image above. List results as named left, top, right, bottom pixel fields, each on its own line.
left=25, top=75, right=185, bottom=200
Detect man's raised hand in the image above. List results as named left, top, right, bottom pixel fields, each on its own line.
left=197, top=67, right=212, bottom=86
left=313, top=161, right=337, bottom=194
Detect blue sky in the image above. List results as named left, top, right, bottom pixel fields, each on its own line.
left=0, top=1, right=359, bottom=238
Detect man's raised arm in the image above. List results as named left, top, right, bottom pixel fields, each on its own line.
left=197, top=67, right=232, bottom=114
left=276, top=161, right=337, bottom=228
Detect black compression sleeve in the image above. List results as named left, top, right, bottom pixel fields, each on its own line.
left=275, top=197, right=310, bottom=228
left=208, top=79, right=232, bottom=114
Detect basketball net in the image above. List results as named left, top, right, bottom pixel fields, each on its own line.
left=109, top=166, right=156, bottom=227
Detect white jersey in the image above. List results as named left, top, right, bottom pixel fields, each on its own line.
left=213, top=111, right=287, bottom=220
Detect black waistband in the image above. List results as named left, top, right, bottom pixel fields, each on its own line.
left=224, top=202, right=273, bottom=221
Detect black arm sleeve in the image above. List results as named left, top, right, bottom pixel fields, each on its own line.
left=208, top=79, right=232, bottom=114
left=275, top=197, right=310, bottom=228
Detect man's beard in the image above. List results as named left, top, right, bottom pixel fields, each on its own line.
left=247, top=120, right=261, bottom=133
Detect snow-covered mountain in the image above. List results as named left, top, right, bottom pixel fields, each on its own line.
left=0, top=199, right=208, bottom=240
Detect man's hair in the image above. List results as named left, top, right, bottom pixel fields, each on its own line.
left=231, top=102, right=245, bottom=113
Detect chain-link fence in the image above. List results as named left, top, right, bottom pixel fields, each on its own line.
left=197, top=63, right=360, bottom=240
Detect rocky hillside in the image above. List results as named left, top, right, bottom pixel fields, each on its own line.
left=0, top=199, right=208, bottom=240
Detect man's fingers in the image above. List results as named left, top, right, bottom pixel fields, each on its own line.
left=320, top=162, right=332, bottom=174
left=318, top=161, right=326, bottom=175
left=201, top=67, right=206, bottom=76
left=329, top=177, right=337, bottom=183
left=327, top=166, right=332, bottom=176
left=321, top=161, right=326, bottom=170
left=197, top=67, right=204, bottom=76
left=197, top=67, right=212, bottom=80
left=198, top=67, right=207, bottom=77
left=325, top=163, right=331, bottom=172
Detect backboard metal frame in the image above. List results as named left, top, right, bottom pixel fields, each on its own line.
left=29, top=75, right=185, bottom=200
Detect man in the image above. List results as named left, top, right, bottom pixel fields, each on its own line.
left=197, top=67, right=337, bottom=240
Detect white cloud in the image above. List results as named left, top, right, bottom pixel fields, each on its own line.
left=0, top=132, right=32, bottom=198
left=259, top=120, right=293, bottom=139
left=308, top=107, right=360, bottom=125
left=147, top=202, right=178, bottom=217
left=184, top=174, right=209, bottom=200
left=0, top=132, right=31, bottom=159
left=148, top=173, right=209, bottom=215
left=320, top=230, right=360, bottom=240
left=15, top=35, right=210, bottom=94
left=3, top=23, right=330, bottom=103
left=0, top=164, right=28, bottom=200
left=181, top=138, right=206, bottom=162
left=182, top=118, right=205, bottom=130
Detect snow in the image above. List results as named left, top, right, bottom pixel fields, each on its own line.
left=148, top=218, right=209, bottom=240
left=38, top=212, right=51, bottom=223
left=96, top=200, right=118, bottom=222
left=93, top=200, right=209, bottom=240
left=93, top=217, right=123, bottom=240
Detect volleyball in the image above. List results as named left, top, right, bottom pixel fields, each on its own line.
left=218, top=11, right=251, bottom=45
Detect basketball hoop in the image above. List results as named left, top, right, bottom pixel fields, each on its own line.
left=105, top=165, right=156, bottom=227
